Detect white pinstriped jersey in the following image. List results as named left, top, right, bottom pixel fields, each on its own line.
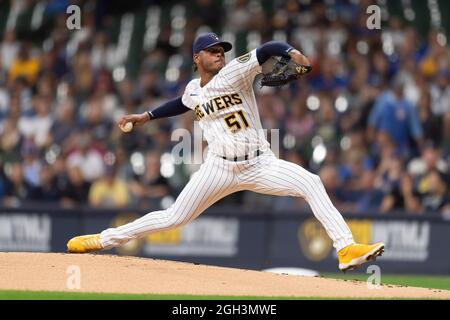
left=182, top=49, right=270, bottom=158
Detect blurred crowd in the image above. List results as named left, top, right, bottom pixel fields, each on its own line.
left=0, top=0, right=449, bottom=217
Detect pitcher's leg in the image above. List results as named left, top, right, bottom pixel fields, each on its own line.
left=246, top=155, right=354, bottom=251
left=100, top=157, right=237, bottom=249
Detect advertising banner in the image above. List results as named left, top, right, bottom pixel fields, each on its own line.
left=269, top=214, right=449, bottom=274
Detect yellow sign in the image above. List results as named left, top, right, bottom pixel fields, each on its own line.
left=346, top=219, right=372, bottom=244
left=147, top=229, right=181, bottom=244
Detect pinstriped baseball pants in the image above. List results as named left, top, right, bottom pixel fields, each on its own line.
left=100, top=150, right=355, bottom=251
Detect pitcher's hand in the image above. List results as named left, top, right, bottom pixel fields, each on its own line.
left=288, top=49, right=311, bottom=66
left=117, top=112, right=150, bottom=129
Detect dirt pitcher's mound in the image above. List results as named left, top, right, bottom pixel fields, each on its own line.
left=0, top=252, right=449, bottom=299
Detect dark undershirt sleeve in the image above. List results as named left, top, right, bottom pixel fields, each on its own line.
left=147, top=96, right=191, bottom=120
left=256, top=41, right=295, bottom=65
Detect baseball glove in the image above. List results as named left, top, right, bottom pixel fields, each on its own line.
left=260, top=56, right=312, bottom=87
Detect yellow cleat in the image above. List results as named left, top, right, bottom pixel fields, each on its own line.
left=67, top=234, right=103, bottom=253
left=338, top=242, right=385, bottom=272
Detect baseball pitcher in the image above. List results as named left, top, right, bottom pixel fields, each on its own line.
left=68, top=33, right=384, bottom=271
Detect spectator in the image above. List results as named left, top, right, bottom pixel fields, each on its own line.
left=318, top=164, right=354, bottom=212
left=315, top=95, right=339, bottom=146
left=129, top=151, right=170, bottom=208
left=9, top=76, right=33, bottom=116
left=90, top=69, right=119, bottom=121
left=310, top=54, right=348, bottom=92
left=353, top=169, right=384, bottom=213
left=36, top=73, right=56, bottom=100
left=419, top=29, right=449, bottom=79
left=90, top=31, right=114, bottom=71
left=51, top=155, right=71, bottom=199
left=49, top=98, right=78, bottom=146
left=417, top=90, right=443, bottom=146
left=369, top=50, right=394, bottom=87
left=0, top=97, right=23, bottom=163
left=114, top=147, right=135, bottom=181
left=429, top=69, right=450, bottom=116
left=66, top=133, right=105, bottom=182
left=60, top=165, right=91, bottom=207
left=8, top=43, right=40, bottom=86
left=368, top=76, right=424, bottom=157
left=79, top=96, right=113, bottom=143
left=376, top=155, right=405, bottom=213
left=256, top=87, right=285, bottom=131
left=88, top=164, right=130, bottom=208
left=0, top=30, right=19, bottom=71
left=419, top=170, right=450, bottom=213
left=399, top=173, right=422, bottom=214
left=72, top=48, right=94, bottom=100
left=17, top=95, right=54, bottom=149
left=2, top=162, right=34, bottom=207
left=338, top=148, right=372, bottom=197
left=408, top=145, right=448, bottom=183
left=285, top=93, right=315, bottom=144
left=21, top=140, right=42, bottom=188
left=30, top=164, right=62, bottom=203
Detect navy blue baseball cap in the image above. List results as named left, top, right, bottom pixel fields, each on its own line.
left=193, top=33, right=232, bottom=54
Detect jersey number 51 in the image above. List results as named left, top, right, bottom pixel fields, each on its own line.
left=224, top=110, right=249, bottom=133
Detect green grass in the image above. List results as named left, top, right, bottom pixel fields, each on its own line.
left=322, top=273, right=450, bottom=291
